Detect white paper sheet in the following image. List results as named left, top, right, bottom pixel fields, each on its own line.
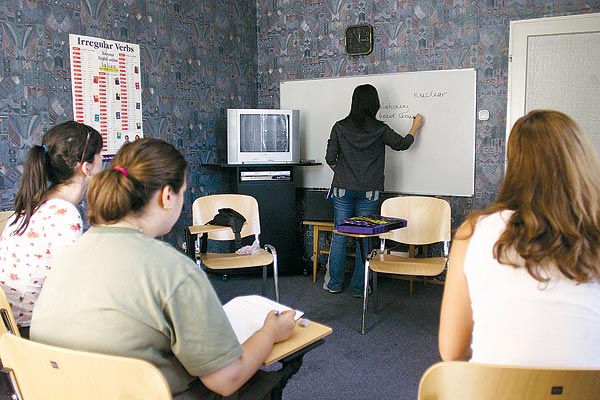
left=223, top=295, right=303, bottom=344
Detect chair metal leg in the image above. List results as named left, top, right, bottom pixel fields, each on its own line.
left=264, top=244, right=279, bottom=303
left=261, top=266, right=267, bottom=297
left=361, top=257, right=370, bottom=335
left=373, top=271, right=379, bottom=315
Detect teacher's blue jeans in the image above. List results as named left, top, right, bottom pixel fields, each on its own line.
left=327, top=188, right=379, bottom=295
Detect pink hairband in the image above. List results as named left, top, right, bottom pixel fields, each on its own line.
left=114, top=166, right=129, bottom=178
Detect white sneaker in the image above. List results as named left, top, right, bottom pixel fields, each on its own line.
left=322, top=281, right=342, bottom=294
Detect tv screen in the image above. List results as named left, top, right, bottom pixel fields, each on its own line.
left=240, top=114, right=289, bottom=153
left=227, top=109, right=300, bottom=164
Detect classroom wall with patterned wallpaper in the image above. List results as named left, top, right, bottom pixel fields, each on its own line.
left=0, top=0, right=258, bottom=247
left=0, top=0, right=598, bottom=253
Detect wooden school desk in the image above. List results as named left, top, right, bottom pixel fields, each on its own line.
left=302, top=221, right=333, bottom=283
left=264, top=319, right=332, bottom=366
left=264, top=320, right=332, bottom=400
left=302, top=220, right=356, bottom=283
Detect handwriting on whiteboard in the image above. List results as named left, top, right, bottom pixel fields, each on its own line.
left=413, top=90, right=447, bottom=98
left=378, top=102, right=413, bottom=119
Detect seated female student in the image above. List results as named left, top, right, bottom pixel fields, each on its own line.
left=31, top=138, right=296, bottom=399
left=439, top=110, right=600, bottom=367
left=0, top=121, right=103, bottom=338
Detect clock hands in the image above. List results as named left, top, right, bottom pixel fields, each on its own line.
left=355, top=30, right=370, bottom=42
left=345, top=24, right=373, bottom=55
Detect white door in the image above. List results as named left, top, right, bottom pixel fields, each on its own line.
left=507, top=13, right=600, bottom=157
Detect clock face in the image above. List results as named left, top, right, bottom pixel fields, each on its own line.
left=345, top=24, right=373, bottom=56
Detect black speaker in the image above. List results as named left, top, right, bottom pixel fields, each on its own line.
left=305, top=190, right=334, bottom=221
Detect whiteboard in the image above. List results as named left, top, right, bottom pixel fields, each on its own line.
left=507, top=13, right=600, bottom=159
left=281, top=69, right=476, bottom=196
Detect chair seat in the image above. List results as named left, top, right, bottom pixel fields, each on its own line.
left=369, top=254, right=447, bottom=277
left=201, top=249, right=274, bottom=270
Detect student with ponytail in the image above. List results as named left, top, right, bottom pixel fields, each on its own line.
left=0, top=121, right=102, bottom=336
left=32, top=138, right=298, bottom=399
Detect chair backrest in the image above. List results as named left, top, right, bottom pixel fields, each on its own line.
left=0, top=211, right=14, bottom=235
left=0, top=288, right=19, bottom=336
left=418, top=361, right=600, bottom=400
left=0, top=334, right=172, bottom=400
left=192, top=194, right=261, bottom=241
left=379, top=196, right=451, bottom=245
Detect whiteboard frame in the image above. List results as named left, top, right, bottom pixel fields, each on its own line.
left=506, top=12, right=600, bottom=161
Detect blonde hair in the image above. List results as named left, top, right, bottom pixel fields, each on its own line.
left=87, top=138, right=187, bottom=225
left=464, top=110, right=600, bottom=283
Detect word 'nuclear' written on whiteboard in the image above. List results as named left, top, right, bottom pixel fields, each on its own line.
left=280, top=69, right=476, bottom=197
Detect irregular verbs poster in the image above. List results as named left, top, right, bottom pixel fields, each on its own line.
left=69, top=34, right=143, bottom=158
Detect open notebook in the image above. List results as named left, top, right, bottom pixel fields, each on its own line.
left=223, top=295, right=304, bottom=344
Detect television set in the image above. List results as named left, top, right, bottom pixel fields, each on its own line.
left=227, top=109, right=300, bottom=164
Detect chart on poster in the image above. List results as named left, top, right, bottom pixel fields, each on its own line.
left=69, top=34, right=144, bottom=157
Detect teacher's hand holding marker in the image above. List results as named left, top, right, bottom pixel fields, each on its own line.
left=409, top=113, right=424, bottom=136
left=324, top=84, right=425, bottom=297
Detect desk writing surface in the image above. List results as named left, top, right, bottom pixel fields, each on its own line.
left=333, top=230, right=381, bottom=238
left=264, top=320, right=332, bottom=366
left=188, top=223, right=248, bottom=236
left=302, top=220, right=334, bottom=229
left=188, top=224, right=231, bottom=235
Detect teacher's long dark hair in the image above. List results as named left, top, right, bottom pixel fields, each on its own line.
left=346, top=84, right=381, bottom=126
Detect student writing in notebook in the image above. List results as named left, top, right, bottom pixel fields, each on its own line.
left=439, top=110, right=600, bottom=367
left=31, top=138, right=297, bottom=399
left=324, top=84, right=424, bottom=297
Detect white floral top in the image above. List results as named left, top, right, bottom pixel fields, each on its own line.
left=0, top=199, right=82, bottom=327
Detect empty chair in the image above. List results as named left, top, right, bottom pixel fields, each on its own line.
left=418, top=361, right=600, bottom=400
left=192, top=194, right=279, bottom=302
left=0, top=333, right=172, bottom=400
left=369, top=196, right=451, bottom=313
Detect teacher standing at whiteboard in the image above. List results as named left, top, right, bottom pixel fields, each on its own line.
left=324, top=84, right=424, bottom=297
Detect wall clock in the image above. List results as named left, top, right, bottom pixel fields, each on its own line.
left=345, top=24, right=373, bottom=56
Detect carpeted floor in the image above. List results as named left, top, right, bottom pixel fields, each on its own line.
left=209, top=270, right=444, bottom=400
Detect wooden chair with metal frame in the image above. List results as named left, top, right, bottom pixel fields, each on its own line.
left=191, top=194, right=280, bottom=302
left=368, top=196, right=451, bottom=314
left=0, top=211, right=13, bottom=234
left=0, top=283, right=20, bottom=399
left=0, top=288, right=19, bottom=336
left=0, top=333, right=172, bottom=400
left=418, top=361, right=600, bottom=400
left=1, top=212, right=22, bottom=339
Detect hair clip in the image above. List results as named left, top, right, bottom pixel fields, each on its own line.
left=41, top=144, right=49, bottom=154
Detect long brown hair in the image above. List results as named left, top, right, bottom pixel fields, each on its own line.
left=87, top=138, right=187, bottom=225
left=12, top=121, right=103, bottom=234
left=463, top=110, right=600, bottom=283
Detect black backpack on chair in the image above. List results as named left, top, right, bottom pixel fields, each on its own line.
left=201, top=208, right=247, bottom=252
left=209, top=208, right=246, bottom=242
